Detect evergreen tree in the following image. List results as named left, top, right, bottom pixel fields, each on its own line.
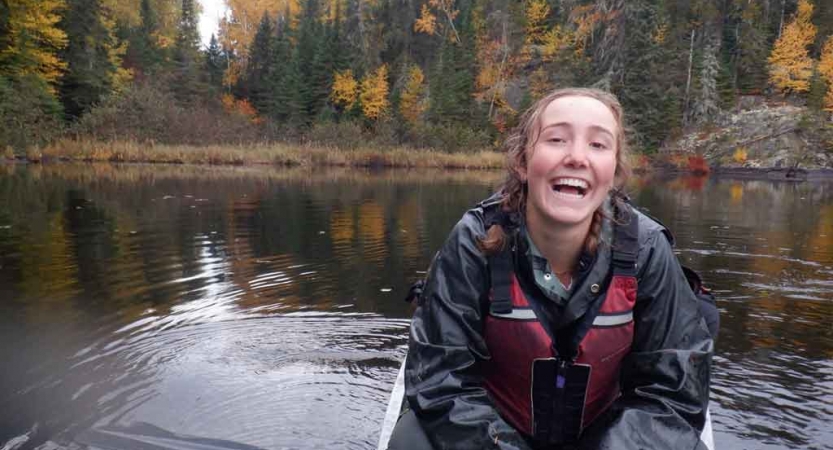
left=615, top=0, right=680, bottom=151
left=266, top=16, right=293, bottom=121
left=245, top=12, right=274, bottom=112
left=284, top=46, right=310, bottom=126
left=692, top=37, right=721, bottom=124
left=428, top=1, right=476, bottom=125
left=308, top=15, right=339, bottom=118
left=58, top=0, right=123, bottom=118
left=807, top=67, right=827, bottom=111
left=130, top=0, right=162, bottom=75
left=285, top=0, right=323, bottom=124
left=172, top=0, right=205, bottom=105
left=205, top=33, right=225, bottom=89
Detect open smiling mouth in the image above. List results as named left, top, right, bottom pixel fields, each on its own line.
left=551, top=178, right=589, bottom=198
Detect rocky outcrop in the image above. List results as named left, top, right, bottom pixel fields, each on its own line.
left=665, top=103, right=832, bottom=170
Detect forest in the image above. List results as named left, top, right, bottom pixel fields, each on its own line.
left=2, top=0, right=833, bottom=155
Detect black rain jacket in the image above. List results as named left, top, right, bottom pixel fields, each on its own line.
left=404, top=198, right=714, bottom=450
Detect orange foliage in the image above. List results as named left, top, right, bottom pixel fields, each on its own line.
left=221, top=94, right=262, bottom=124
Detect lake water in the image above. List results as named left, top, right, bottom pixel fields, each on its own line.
left=0, top=164, right=831, bottom=450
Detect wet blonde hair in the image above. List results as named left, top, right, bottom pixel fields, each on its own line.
left=480, top=87, right=632, bottom=255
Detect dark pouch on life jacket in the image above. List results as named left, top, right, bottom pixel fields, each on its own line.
left=531, top=357, right=591, bottom=446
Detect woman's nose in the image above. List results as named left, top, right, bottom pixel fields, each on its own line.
left=564, top=141, right=588, bottom=167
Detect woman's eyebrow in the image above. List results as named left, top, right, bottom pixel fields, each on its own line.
left=589, top=125, right=615, bottom=139
left=539, top=122, right=571, bottom=133
left=541, top=122, right=614, bottom=138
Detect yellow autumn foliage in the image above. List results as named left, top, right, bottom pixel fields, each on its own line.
left=818, top=36, right=833, bottom=111
left=524, top=0, right=550, bottom=46
left=331, top=69, right=359, bottom=108
left=360, top=65, right=390, bottom=120
left=541, top=26, right=574, bottom=61
left=768, top=0, right=817, bottom=93
left=733, top=147, right=748, bottom=164
left=0, top=0, right=67, bottom=88
left=414, top=4, right=437, bottom=35
left=399, top=65, right=426, bottom=125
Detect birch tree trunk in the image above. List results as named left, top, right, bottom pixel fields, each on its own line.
left=684, top=29, right=695, bottom=125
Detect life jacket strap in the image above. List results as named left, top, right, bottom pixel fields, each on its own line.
left=489, top=250, right=514, bottom=315
left=611, top=209, right=639, bottom=277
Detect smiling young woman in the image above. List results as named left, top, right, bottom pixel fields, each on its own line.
left=387, top=88, right=714, bottom=450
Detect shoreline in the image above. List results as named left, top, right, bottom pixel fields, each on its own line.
left=649, top=166, right=833, bottom=181
left=3, top=140, right=833, bottom=180
left=5, top=139, right=506, bottom=171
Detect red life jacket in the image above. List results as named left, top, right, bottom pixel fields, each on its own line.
left=479, top=210, right=639, bottom=440
left=481, top=272, right=636, bottom=436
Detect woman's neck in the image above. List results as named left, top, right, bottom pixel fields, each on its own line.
left=526, top=212, right=591, bottom=275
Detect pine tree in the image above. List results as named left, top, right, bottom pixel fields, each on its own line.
left=129, top=0, right=162, bottom=75
left=807, top=68, right=826, bottom=111
left=692, top=37, right=721, bottom=125
left=732, top=0, right=770, bottom=94
left=266, top=16, right=293, bottom=121
left=309, top=15, right=338, bottom=119
left=768, top=0, right=817, bottom=94
left=245, top=12, right=275, bottom=112
left=283, top=0, right=323, bottom=124
left=58, top=0, right=124, bottom=118
left=205, top=33, right=225, bottom=89
left=172, top=0, right=205, bottom=105
left=428, top=1, right=476, bottom=125
left=615, top=0, right=680, bottom=151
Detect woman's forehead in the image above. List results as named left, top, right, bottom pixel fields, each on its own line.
left=539, top=95, right=618, bottom=134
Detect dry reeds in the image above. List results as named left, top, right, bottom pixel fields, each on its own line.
left=39, top=139, right=505, bottom=170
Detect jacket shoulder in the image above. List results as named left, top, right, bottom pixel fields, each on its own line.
left=631, top=205, right=675, bottom=247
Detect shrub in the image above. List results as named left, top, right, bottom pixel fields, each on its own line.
left=306, top=120, right=366, bottom=150
left=687, top=155, right=710, bottom=175
left=733, top=147, right=748, bottom=164
left=73, top=81, right=265, bottom=145
left=409, top=122, right=493, bottom=153
left=0, top=75, right=64, bottom=152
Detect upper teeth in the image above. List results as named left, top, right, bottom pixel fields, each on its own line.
left=554, top=178, right=589, bottom=189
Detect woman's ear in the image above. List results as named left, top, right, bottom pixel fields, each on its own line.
left=515, top=164, right=527, bottom=183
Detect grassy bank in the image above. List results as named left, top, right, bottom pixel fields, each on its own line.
left=15, top=139, right=506, bottom=170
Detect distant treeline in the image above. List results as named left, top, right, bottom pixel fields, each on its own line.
left=2, top=0, right=833, bottom=153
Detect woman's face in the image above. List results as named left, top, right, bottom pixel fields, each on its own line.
left=519, top=95, right=619, bottom=231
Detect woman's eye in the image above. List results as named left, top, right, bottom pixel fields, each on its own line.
left=590, top=142, right=608, bottom=150
left=548, top=137, right=566, bottom=144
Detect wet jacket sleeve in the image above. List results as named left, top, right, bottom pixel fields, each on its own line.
left=404, top=212, right=533, bottom=450
left=578, top=225, right=714, bottom=450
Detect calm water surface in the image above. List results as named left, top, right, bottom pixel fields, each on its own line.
left=0, top=164, right=831, bottom=450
